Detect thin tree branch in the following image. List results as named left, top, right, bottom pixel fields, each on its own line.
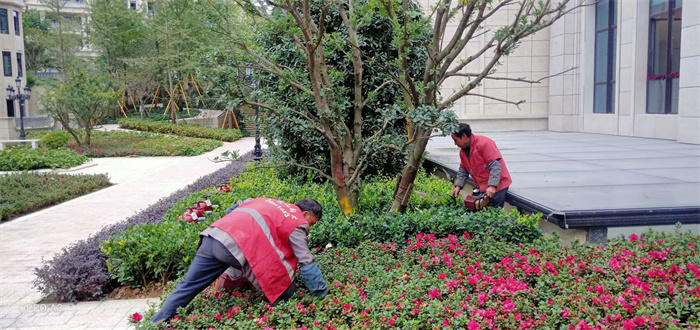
left=466, top=92, right=525, bottom=109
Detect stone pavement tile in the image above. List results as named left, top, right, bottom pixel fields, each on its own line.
left=64, top=312, right=125, bottom=328
left=0, top=318, right=16, bottom=328
left=10, top=313, right=73, bottom=327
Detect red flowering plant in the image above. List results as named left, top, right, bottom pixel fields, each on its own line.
left=135, top=226, right=699, bottom=329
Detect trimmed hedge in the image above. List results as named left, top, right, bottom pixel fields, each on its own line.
left=0, top=172, right=111, bottom=221
left=101, top=163, right=542, bottom=288
left=0, top=145, right=88, bottom=171
left=33, top=154, right=252, bottom=302
left=118, top=118, right=242, bottom=142
left=66, top=130, right=223, bottom=157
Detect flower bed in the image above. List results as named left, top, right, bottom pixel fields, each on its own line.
left=65, top=130, right=223, bottom=157
left=0, top=145, right=88, bottom=171
left=118, top=118, right=242, bottom=142
left=33, top=155, right=252, bottom=302
left=0, top=172, right=111, bottom=221
left=134, top=229, right=700, bottom=329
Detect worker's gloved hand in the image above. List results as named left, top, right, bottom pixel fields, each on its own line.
left=300, top=262, right=329, bottom=297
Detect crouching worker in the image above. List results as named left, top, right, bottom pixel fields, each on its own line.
left=150, top=198, right=329, bottom=323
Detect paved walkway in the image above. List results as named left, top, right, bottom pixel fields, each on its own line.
left=0, top=136, right=262, bottom=329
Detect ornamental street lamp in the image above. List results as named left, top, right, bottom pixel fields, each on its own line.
left=5, top=76, right=31, bottom=140
left=245, top=66, right=263, bottom=161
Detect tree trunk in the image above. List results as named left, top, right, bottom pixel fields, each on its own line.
left=390, top=128, right=431, bottom=212
left=329, top=145, right=359, bottom=214
left=83, top=127, right=91, bottom=146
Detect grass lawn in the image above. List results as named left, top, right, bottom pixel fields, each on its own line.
left=0, top=172, right=111, bottom=221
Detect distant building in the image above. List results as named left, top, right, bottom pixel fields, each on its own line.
left=0, top=0, right=28, bottom=139
left=419, top=0, right=699, bottom=144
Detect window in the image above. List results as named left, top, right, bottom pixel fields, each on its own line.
left=16, top=53, right=22, bottom=77
left=593, top=0, right=617, bottom=114
left=13, top=10, right=19, bottom=36
left=6, top=100, right=15, bottom=117
left=2, top=52, right=11, bottom=77
left=130, top=1, right=136, bottom=9
left=647, top=0, right=682, bottom=114
left=0, top=9, right=8, bottom=34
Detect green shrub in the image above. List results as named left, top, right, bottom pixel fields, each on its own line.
left=40, top=130, right=71, bottom=149
left=100, top=220, right=207, bottom=288
left=103, top=164, right=542, bottom=288
left=0, top=172, right=110, bottom=221
left=118, top=118, right=242, bottom=142
left=0, top=145, right=88, bottom=171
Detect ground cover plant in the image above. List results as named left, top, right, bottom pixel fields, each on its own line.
left=134, top=228, right=700, bottom=329
left=63, top=130, right=223, bottom=157
left=0, top=172, right=111, bottom=221
left=100, top=163, right=542, bottom=289
left=0, top=145, right=88, bottom=171
left=118, top=118, right=242, bottom=142
left=34, top=155, right=252, bottom=302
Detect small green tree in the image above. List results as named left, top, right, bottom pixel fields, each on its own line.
left=40, top=66, right=118, bottom=146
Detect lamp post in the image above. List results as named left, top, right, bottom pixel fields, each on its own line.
left=5, top=76, right=31, bottom=140
left=245, top=66, right=263, bottom=161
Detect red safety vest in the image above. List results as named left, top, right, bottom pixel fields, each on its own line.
left=209, top=198, right=307, bottom=303
left=458, top=134, right=512, bottom=192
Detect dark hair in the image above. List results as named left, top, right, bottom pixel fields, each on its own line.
left=453, top=123, right=472, bottom=138
left=295, top=198, right=323, bottom=219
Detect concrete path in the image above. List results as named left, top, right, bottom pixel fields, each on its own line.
left=0, top=137, right=262, bottom=329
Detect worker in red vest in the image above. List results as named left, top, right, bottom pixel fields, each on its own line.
left=450, top=123, right=512, bottom=208
left=150, top=198, right=329, bottom=323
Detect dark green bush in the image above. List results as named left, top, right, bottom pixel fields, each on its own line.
left=118, top=118, right=242, bottom=142
left=40, top=130, right=71, bottom=149
left=101, top=221, right=205, bottom=287
left=0, top=172, right=110, bottom=221
left=0, top=145, right=88, bottom=171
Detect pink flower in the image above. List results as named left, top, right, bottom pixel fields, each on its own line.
left=629, top=234, right=638, bottom=242
left=609, top=258, right=621, bottom=270
left=131, top=313, right=143, bottom=322
left=429, top=289, right=440, bottom=299
left=214, top=314, right=222, bottom=321
left=443, top=320, right=450, bottom=327
left=622, top=319, right=637, bottom=329
left=439, top=273, right=447, bottom=279
left=467, top=276, right=478, bottom=285
left=561, top=308, right=570, bottom=319
left=478, top=292, right=487, bottom=306
left=446, top=280, right=458, bottom=289
left=468, top=320, right=480, bottom=330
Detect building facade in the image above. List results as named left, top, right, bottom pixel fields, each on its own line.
left=421, top=0, right=699, bottom=144
left=0, top=0, right=27, bottom=139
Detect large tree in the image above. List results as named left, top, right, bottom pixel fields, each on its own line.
left=387, top=0, right=590, bottom=212
left=206, top=0, right=430, bottom=214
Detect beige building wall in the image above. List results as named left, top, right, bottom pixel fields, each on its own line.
left=423, top=0, right=698, bottom=144
left=0, top=0, right=27, bottom=140
left=419, top=0, right=552, bottom=132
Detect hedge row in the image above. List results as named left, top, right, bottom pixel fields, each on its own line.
left=101, top=163, right=542, bottom=288
left=0, top=145, right=88, bottom=171
left=118, top=118, right=242, bottom=142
